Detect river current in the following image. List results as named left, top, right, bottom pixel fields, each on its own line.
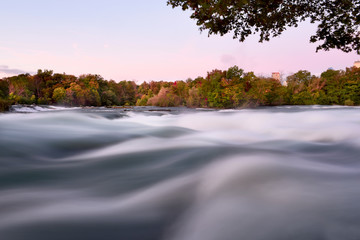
left=1, top=105, right=360, bottom=240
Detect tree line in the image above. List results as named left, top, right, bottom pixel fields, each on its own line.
left=1, top=66, right=360, bottom=111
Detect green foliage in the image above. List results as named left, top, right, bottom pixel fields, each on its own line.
left=136, top=95, right=150, bottom=106
left=287, top=70, right=315, bottom=94
left=167, top=0, right=360, bottom=53
left=52, top=87, right=66, bottom=103
left=226, top=66, right=243, bottom=80
left=0, top=79, right=9, bottom=98
left=101, top=90, right=118, bottom=106
left=1, top=65, right=360, bottom=111
left=292, top=91, right=315, bottom=105
left=0, top=99, right=12, bottom=112
left=345, top=99, right=354, bottom=106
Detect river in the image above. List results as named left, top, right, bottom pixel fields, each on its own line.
left=1, top=105, right=360, bottom=240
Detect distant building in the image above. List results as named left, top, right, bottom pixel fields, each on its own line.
left=354, top=61, right=360, bottom=68
left=272, top=72, right=280, bottom=81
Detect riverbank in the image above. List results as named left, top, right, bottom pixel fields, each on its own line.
left=2, top=102, right=357, bottom=114
left=0, top=99, right=12, bottom=112
left=1, top=66, right=360, bottom=111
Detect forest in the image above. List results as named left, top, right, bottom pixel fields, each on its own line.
left=1, top=66, right=360, bottom=111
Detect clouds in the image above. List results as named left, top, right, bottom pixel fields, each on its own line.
left=0, top=65, right=29, bottom=75
left=220, top=54, right=237, bottom=66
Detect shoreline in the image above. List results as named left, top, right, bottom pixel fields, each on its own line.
left=3, top=104, right=357, bottom=114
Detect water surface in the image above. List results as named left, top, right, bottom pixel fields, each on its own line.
left=1, top=105, right=360, bottom=240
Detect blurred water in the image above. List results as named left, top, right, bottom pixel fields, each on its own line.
left=1, top=105, right=360, bottom=240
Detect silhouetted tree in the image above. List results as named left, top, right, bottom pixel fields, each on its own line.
left=167, top=0, right=360, bottom=53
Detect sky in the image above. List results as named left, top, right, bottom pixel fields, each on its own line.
left=1, top=0, right=359, bottom=82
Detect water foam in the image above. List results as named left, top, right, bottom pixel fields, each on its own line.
left=1, top=106, right=360, bottom=240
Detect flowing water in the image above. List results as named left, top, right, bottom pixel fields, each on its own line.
left=1, top=105, right=360, bottom=240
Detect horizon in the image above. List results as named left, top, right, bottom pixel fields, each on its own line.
left=1, top=0, right=359, bottom=82
left=1, top=63, right=359, bottom=84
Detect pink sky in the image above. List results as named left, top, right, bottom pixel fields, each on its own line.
left=1, top=1, right=358, bottom=82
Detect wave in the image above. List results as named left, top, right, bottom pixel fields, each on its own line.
left=10, top=105, right=81, bottom=113
left=0, top=106, right=360, bottom=239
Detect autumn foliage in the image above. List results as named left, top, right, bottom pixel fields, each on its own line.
left=1, top=66, right=360, bottom=111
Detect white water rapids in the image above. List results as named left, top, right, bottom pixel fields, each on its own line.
left=0, top=105, right=360, bottom=240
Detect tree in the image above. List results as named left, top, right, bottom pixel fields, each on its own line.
left=286, top=70, right=316, bottom=94
left=226, top=65, right=243, bottom=81
left=32, top=69, right=53, bottom=100
left=52, top=87, right=66, bottom=103
left=167, top=0, right=360, bottom=53
left=0, top=79, right=9, bottom=99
